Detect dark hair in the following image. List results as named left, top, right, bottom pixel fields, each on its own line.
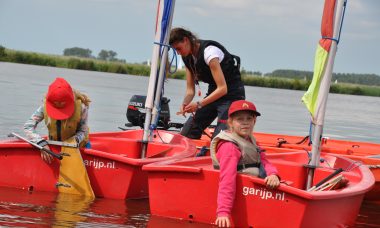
left=169, top=27, right=198, bottom=52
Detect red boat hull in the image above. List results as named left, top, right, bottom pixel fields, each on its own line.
left=192, top=129, right=380, bottom=201
left=254, top=132, right=380, bottom=201
left=0, top=130, right=196, bottom=199
left=144, top=153, right=374, bottom=227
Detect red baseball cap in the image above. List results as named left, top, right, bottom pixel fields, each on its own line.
left=45, top=77, right=75, bottom=120
left=228, top=100, right=261, bottom=117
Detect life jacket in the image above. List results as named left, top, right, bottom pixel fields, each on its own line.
left=210, top=131, right=261, bottom=176
left=43, top=90, right=90, bottom=147
left=182, top=40, right=244, bottom=99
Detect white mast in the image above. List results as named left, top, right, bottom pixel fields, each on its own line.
left=142, top=0, right=176, bottom=158
left=304, top=0, right=347, bottom=189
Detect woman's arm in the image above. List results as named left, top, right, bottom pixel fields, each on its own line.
left=181, top=67, right=196, bottom=113
left=183, top=58, right=227, bottom=113
left=203, top=58, right=228, bottom=106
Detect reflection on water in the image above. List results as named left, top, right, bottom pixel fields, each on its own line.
left=0, top=187, right=150, bottom=227
left=147, top=215, right=214, bottom=228
left=53, top=194, right=93, bottom=227
left=355, top=200, right=380, bottom=228
left=0, top=187, right=378, bottom=227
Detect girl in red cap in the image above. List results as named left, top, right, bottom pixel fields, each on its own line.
left=24, top=77, right=91, bottom=163
left=210, top=100, right=280, bottom=227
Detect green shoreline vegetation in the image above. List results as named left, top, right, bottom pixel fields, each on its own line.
left=1, top=46, right=380, bottom=97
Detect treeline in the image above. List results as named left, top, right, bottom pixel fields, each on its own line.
left=264, top=69, right=380, bottom=86
left=0, top=46, right=149, bottom=75
left=63, top=47, right=125, bottom=62
left=1, top=46, right=379, bottom=97
left=241, top=74, right=380, bottom=97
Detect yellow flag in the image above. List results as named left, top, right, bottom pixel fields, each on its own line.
left=302, top=44, right=329, bottom=117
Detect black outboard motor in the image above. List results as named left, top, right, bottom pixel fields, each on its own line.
left=126, top=95, right=171, bottom=129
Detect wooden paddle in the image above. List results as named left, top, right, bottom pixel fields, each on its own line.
left=307, top=168, right=343, bottom=191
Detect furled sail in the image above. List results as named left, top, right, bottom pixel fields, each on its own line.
left=302, top=0, right=347, bottom=189
left=142, top=0, right=176, bottom=158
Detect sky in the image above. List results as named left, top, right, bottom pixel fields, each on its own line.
left=0, top=0, right=379, bottom=75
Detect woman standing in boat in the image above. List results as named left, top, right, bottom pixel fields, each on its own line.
left=210, top=100, right=280, bottom=227
left=24, top=77, right=91, bottom=163
left=169, top=28, right=245, bottom=139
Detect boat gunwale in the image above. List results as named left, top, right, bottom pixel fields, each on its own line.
left=144, top=154, right=375, bottom=200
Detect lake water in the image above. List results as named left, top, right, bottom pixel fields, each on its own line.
left=0, top=62, right=379, bottom=227
left=1, top=63, right=379, bottom=143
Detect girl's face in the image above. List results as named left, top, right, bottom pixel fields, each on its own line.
left=172, top=37, right=192, bottom=56
left=228, top=111, right=256, bottom=138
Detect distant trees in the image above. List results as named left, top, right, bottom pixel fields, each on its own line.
left=63, top=47, right=93, bottom=58
left=265, top=69, right=313, bottom=80
left=63, top=47, right=125, bottom=63
left=264, top=69, right=380, bottom=86
left=97, top=49, right=117, bottom=61
left=241, top=68, right=262, bottom=76
left=0, top=45, right=5, bottom=57
left=333, top=73, right=380, bottom=86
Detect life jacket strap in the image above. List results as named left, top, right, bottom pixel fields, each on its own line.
left=213, top=162, right=261, bottom=171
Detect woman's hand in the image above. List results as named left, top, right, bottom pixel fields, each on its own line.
left=183, top=102, right=198, bottom=113
left=215, top=216, right=231, bottom=227
left=265, top=174, right=280, bottom=189
left=176, top=103, right=189, bottom=117
left=180, top=103, right=187, bottom=113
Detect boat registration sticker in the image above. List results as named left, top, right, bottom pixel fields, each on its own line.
left=242, top=186, right=285, bottom=201
left=84, top=158, right=116, bottom=169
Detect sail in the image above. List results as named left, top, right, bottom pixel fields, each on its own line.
left=302, top=0, right=346, bottom=125
left=142, top=0, right=176, bottom=157
left=302, top=0, right=347, bottom=189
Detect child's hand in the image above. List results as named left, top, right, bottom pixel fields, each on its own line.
left=215, top=216, right=231, bottom=227
left=265, top=174, right=280, bottom=189
left=40, top=145, right=53, bottom=164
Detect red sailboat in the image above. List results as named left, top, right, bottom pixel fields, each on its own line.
left=144, top=152, right=374, bottom=227
left=0, top=130, right=195, bottom=199
left=143, top=0, right=376, bottom=227
left=0, top=0, right=186, bottom=200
